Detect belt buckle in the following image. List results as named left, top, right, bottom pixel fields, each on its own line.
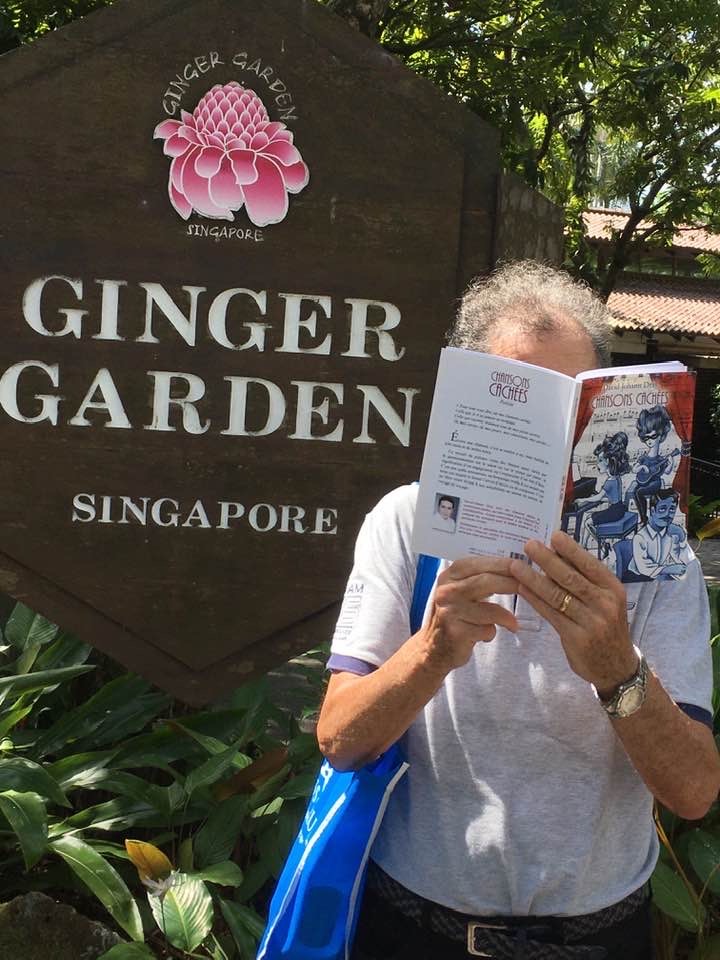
left=466, top=920, right=508, bottom=957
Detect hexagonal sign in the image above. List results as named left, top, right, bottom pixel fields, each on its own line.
left=0, top=0, right=557, bottom=703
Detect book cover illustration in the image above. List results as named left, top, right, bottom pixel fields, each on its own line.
left=562, top=371, right=695, bottom=582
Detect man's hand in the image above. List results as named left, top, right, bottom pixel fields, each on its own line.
left=426, top=557, right=519, bottom=671
left=509, top=531, right=636, bottom=696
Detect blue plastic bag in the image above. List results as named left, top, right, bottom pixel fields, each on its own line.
left=256, top=746, right=409, bottom=960
left=257, top=553, right=439, bottom=960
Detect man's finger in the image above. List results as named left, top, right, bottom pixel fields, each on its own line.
left=510, top=557, right=587, bottom=625
left=462, top=573, right=521, bottom=598
left=435, top=597, right=519, bottom=634
left=444, top=556, right=515, bottom=581
left=516, top=584, right=582, bottom=641
left=456, top=600, right=519, bottom=634
left=519, top=542, right=595, bottom=608
left=549, top=531, right=621, bottom=589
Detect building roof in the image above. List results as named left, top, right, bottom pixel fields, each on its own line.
left=584, top=208, right=720, bottom=255
left=608, top=274, right=720, bottom=338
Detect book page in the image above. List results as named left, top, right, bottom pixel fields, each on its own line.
left=412, top=348, right=580, bottom=562
left=563, top=370, right=695, bottom=583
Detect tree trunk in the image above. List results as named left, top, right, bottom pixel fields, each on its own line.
left=326, top=0, right=391, bottom=39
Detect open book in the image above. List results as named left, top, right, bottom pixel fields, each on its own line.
left=411, top=348, right=695, bottom=583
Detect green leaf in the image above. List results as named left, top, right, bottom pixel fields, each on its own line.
left=235, top=857, right=275, bottom=904
left=287, top=732, right=320, bottom=766
left=55, top=797, right=161, bottom=833
left=184, top=738, right=246, bottom=797
left=167, top=720, right=229, bottom=756
left=113, top=709, right=256, bottom=769
left=78, top=770, right=170, bottom=812
left=0, top=703, right=33, bottom=738
left=148, top=875, right=213, bottom=952
left=87, top=840, right=130, bottom=860
left=178, top=837, right=194, bottom=873
left=51, top=835, right=144, bottom=941
left=98, top=944, right=157, bottom=959
left=0, top=664, right=94, bottom=697
left=651, top=861, right=704, bottom=932
left=5, top=604, right=58, bottom=650
left=219, top=899, right=265, bottom=956
left=194, top=796, right=249, bottom=868
left=0, top=756, right=69, bottom=807
left=688, top=828, right=720, bottom=895
left=278, top=772, right=317, bottom=800
left=34, top=632, right=91, bottom=671
left=0, top=790, right=48, bottom=869
left=188, top=861, right=243, bottom=887
left=34, top=675, right=169, bottom=756
left=47, top=750, right=118, bottom=791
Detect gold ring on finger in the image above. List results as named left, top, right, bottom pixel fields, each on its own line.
left=558, top=592, right=573, bottom=615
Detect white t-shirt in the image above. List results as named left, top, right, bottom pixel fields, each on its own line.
left=329, top=484, right=713, bottom=917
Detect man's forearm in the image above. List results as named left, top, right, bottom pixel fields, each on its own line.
left=317, top=628, right=452, bottom=771
left=608, top=672, right=719, bottom=820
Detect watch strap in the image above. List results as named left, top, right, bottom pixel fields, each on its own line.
left=599, top=646, right=648, bottom=719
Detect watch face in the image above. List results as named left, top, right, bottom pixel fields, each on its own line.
left=617, top=686, right=644, bottom=716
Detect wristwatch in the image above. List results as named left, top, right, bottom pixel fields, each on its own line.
left=597, top=646, right=648, bottom=719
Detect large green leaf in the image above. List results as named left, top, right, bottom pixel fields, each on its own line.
left=688, top=828, right=720, bottom=895
left=651, top=861, right=705, bottom=932
left=51, top=835, right=144, bottom=941
left=184, top=738, right=247, bottom=797
left=278, top=772, right=317, bottom=800
left=54, top=797, right=161, bottom=834
left=0, top=664, right=94, bottom=697
left=35, top=632, right=92, bottom=671
left=112, top=709, right=254, bottom=769
left=0, top=756, right=69, bottom=806
left=0, top=789, right=48, bottom=869
left=5, top=604, right=58, bottom=650
left=0, top=703, right=33, bottom=738
left=193, top=796, right=249, bottom=868
left=98, top=945, right=157, bottom=960
left=219, top=899, right=265, bottom=956
left=34, top=675, right=170, bottom=756
left=73, top=770, right=170, bottom=812
left=188, top=861, right=243, bottom=887
left=148, top=875, right=213, bottom=952
left=167, top=720, right=230, bottom=756
left=47, top=750, right=118, bottom=790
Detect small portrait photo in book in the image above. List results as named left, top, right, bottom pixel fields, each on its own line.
left=432, top=493, right=460, bottom=534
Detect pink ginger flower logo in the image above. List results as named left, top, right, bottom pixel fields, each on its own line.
left=154, top=82, right=309, bottom=227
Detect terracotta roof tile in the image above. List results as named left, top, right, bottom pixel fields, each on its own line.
left=608, top=274, right=720, bottom=337
left=584, top=208, right=720, bottom=255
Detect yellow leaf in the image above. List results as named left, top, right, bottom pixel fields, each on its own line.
left=124, top=839, right=173, bottom=882
left=698, top=517, right=720, bottom=542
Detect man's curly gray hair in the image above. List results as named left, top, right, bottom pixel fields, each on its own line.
left=449, top=261, right=612, bottom=367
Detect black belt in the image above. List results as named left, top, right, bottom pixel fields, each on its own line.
left=366, top=862, right=649, bottom=959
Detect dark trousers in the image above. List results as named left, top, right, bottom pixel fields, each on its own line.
left=351, top=887, right=655, bottom=960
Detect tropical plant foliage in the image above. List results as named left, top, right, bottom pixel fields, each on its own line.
left=651, top=620, right=720, bottom=960
left=326, top=0, right=720, bottom=296
left=0, top=602, right=323, bottom=958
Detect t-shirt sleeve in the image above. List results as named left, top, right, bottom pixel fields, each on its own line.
left=635, top=556, right=713, bottom=714
left=329, top=485, right=418, bottom=671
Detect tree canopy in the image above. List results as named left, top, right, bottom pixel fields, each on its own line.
left=5, top=0, right=720, bottom=295
left=328, top=0, right=720, bottom=295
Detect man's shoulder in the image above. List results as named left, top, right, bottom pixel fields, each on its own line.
left=367, top=483, right=418, bottom=523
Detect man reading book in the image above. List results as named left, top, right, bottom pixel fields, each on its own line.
left=318, top=261, right=719, bottom=960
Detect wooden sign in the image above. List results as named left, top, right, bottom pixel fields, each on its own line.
left=0, top=0, right=561, bottom=703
